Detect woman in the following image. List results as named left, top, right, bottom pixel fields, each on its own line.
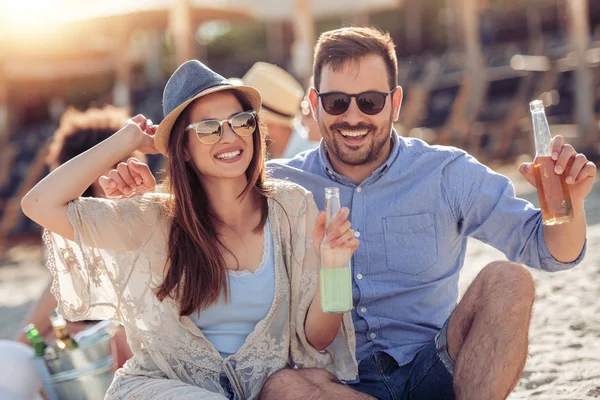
left=21, top=60, right=358, bottom=399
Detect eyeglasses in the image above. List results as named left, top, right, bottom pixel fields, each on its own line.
left=185, top=110, right=257, bottom=144
left=317, top=90, right=394, bottom=116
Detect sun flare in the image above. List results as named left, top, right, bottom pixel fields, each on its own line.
left=5, top=0, right=68, bottom=32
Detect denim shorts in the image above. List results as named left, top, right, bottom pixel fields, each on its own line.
left=346, top=320, right=455, bottom=400
left=219, top=372, right=237, bottom=400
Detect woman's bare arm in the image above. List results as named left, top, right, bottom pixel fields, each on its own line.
left=21, top=117, right=156, bottom=240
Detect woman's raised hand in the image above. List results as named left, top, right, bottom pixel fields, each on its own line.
left=125, top=115, right=159, bottom=155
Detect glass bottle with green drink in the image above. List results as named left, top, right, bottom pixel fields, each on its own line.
left=320, top=187, right=353, bottom=313
left=23, top=324, right=48, bottom=357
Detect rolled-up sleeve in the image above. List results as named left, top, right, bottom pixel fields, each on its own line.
left=442, top=153, right=585, bottom=271
left=44, top=195, right=164, bottom=322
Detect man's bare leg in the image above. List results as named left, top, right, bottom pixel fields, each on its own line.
left=259, top=368, right=375, bottom=400
left=448, top=261, right=535, bottom=399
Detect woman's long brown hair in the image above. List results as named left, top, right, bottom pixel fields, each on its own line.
left=156, top=92, right=270, bottom=316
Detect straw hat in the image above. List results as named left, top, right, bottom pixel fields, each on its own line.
left=241, top=62, right=304, bottom=128
left=154, top=60, right=261, bottom=155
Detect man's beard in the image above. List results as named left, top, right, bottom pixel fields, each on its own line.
left=322, top=118, right=393, bottom=166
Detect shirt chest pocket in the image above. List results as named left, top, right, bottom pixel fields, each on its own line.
left=383, top=213, right=438, bottom=275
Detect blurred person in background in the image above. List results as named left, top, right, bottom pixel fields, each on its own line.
left=21, top=60, right=360, bottom=399
left=16, top=106, right=148, bottom=362
left=0, top=105, right=148, bottom=400
left=241, top=62, right=319, bottom=159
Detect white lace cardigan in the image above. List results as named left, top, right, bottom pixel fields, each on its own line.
left=45, top=180, right=357, bottom=399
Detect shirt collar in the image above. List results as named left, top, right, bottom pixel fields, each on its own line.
left=318, top=129, right=402, bottom=186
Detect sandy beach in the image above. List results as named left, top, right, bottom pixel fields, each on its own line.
left=460, top=172, right=600, bottom=399
left=1, top=172, right=599, bottom=399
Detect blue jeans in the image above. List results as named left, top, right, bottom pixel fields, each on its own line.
left=346, top=320, right=455, bottom=400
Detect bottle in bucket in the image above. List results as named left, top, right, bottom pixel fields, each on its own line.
left=23, top=324, right=48, bottom=357
left=50, top=310, right=79, bottom=351
left=320, top=187, right=353, bottom=313
left=529, top=100, right=574, bottom=225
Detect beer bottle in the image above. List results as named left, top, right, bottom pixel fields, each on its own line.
left=529, top=100, right=574, bottom=225
left=49, top=310, right=79, bottom=351
left=23, top=324, right=48, bottom=357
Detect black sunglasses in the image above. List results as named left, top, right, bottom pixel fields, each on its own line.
left=185, top=110, right=257, bottom=144
left=317, top=90, right=394, bottom=116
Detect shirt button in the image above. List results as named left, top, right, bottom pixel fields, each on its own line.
left=356, top=187, right=362, bottom=193
left=356, top=273, right=363, bottom=280
left=354, top=231, right=360, bottom=238
left=369, top=332, right=376, bottom=340
left=360, top=307, right=367, bottom=313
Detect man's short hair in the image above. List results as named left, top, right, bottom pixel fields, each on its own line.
left=313, top=27, right=398, bottom=92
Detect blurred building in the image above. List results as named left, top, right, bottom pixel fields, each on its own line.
left=1, top=0, right=600, bottom=239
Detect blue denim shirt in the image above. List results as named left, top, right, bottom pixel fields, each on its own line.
left=267, top=132, right=586, bottom=367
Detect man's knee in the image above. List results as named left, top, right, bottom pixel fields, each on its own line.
left=262, top=368, right=302, bottom=389
left=259, top=369, right=339, bottom=400
left=259, top=369, right=317, bottom=400
left=480, top=261, right=535, bottom=307
left=297, top=368, right=339, bottom=385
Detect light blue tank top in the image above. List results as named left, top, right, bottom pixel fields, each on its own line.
left=190, top=218, right=275, bottom=359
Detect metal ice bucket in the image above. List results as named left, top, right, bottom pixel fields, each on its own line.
left=42, top=331, right=114, bottom=400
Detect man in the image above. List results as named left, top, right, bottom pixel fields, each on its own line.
left=241, top=62, right=319, bottom=159
left=103, top=27, right=596, bottom=400
left=261, top=26, right=596, bottom=400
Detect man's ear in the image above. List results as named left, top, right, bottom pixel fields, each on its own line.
left=308, top=88, right=319, bottom=121
left=391, top=86, right=403, bottom=122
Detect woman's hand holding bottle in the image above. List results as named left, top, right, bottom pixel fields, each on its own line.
left=312, top=206, right=359, bottom=258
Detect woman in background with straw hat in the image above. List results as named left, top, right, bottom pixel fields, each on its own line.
left=21, top=60, right=360, bottom=399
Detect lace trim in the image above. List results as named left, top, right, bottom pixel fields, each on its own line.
left=228, top=218, right=272, bottom=278
left=43, top=229, right=65, bottom=316
left=44, top=182, right=357, bottom=400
